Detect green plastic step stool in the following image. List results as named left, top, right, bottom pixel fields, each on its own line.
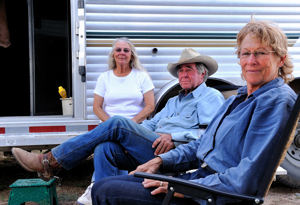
left=8, top=178, right=58, bottom=205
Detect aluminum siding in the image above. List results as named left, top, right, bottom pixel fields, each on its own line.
left=84, top=0, right=300, bottom=119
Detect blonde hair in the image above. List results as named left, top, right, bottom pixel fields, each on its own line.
left=236, top=15, right=294, bottom=83
left=108, top=37, right=148, bottom=73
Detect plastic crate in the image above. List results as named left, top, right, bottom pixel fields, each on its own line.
left=8, top=178, right=58, bottom=205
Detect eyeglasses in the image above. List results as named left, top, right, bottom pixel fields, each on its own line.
left=115, top=48, right=131, bottom=53
left=240, top=50, right=275, bottom=59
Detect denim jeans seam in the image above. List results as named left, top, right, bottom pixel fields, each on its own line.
left=118, top=125, right=158, bottom=143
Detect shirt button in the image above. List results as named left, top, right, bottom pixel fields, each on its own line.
left=177, top=113, right=179, bottom=115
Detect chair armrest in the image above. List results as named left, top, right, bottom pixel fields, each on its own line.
left=134, top=172, right=264, bottom=204
left=171, top=139, right=190, bottom=143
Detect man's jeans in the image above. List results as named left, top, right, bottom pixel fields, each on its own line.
left=52, top=116, right=159, bottom=182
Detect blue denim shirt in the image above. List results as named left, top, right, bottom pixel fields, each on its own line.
left=160, top=78, right=297, bottom=204
left=141, top=82, right=225, bottom=145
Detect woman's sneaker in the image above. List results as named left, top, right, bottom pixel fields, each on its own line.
left=77, top=183, right=93, bottom=205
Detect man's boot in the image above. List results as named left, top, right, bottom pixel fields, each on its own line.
left=12, top=148, right=61, bottom=181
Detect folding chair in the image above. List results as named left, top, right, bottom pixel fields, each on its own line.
left=135, top=94, right=300, bottom=205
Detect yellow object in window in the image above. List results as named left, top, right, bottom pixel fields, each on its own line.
left=58, top=86, right=67, bottom=99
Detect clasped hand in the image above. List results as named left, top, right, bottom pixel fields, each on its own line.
left=152, top=133, right=175, bottom=155
left=142, top=179, right=184, bottom=198
left=129, top=157, right=184, bottom=198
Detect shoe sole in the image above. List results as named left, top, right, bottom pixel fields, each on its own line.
left=77, top=201, right=84, bottom=205
left=77, top=200, right=91, bottom=205
left=11, top=148, right=35, bottom=172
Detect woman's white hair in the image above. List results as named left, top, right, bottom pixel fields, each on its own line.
left=107, top=37, right=148, bottom=73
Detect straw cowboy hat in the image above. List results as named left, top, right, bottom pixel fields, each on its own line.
left=167, top=48, right=218, bottom=78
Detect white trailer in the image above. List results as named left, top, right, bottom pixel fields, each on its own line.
left=0, top=0, right=299, bottom=187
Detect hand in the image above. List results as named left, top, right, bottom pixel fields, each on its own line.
left=152, top=133, right=175, bottom=155
left=129, top=157, right=163, bottom=175
left=131, top=118, right=138, bottom=123
left=142, top=179, right=184, bottom=198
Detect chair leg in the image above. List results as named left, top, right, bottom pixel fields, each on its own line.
left=162, top=188, right=175, bottom=205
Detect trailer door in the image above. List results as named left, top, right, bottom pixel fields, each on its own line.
left=0, top=0, right=72, bottom=117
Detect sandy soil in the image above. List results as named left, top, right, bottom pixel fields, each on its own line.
left=0, top=152, right=299, bottom=205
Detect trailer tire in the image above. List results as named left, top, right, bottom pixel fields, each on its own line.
left=278, top=158, right=300, bottom=188
left=277, top=128, right=300, bottom=188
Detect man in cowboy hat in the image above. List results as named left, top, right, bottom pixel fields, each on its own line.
left=167, top=48, right=218, bottom=96
left=12, top=48, right=224, bottom=205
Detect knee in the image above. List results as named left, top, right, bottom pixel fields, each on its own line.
left=91, top=180, right=109, bottom=203
left=91, top=178, right=119, bottom=202
left=110, top=115, right=125, bottom=122
left=109, top=115, right=130, bottom=126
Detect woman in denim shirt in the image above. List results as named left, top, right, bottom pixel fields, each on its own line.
left=91, top=16, right=297, bottom=205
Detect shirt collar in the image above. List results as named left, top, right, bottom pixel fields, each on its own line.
left=178, top=82, right=207, bottom=101
left=237, top=77, right=284, bottom=99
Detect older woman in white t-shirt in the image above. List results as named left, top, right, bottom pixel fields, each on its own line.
left=93, top=37, right=155, bottom=123
left=77, top=37, right=155, bottom=205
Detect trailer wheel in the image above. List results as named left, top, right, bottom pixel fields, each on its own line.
left=278, top=128, right=300, bottom=188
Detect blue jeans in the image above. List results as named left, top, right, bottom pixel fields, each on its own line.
left=52, top=116, right=159, bottom=182
left=91, top=175, right=200, bottom=205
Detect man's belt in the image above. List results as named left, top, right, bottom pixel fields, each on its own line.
left=201, top=162, right=217, bottom=174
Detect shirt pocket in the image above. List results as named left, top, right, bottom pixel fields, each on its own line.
left=179, top=106, right=198, bottom=129
left=166, top=113, right=174, bottom=118
left=182, top=106, right=197, bottom=118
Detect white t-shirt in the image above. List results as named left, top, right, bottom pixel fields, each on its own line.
left=93, top=68, right=154, bottom=119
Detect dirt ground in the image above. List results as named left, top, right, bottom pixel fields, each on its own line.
left=0, top=152, right=300, bottom=205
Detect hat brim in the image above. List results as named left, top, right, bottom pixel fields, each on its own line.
left=167, top=55, right=218, bottom=78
